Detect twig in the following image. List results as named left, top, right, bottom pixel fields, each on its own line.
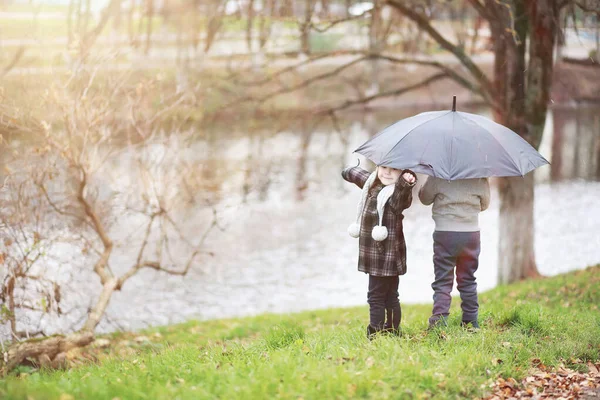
left=308, top=10, right=372, bottom=33
left=1, top=47, right=25, bottom=78
left=317, top=72, right=449, bottom=115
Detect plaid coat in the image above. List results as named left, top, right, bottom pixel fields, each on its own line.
left=342, top=166, right=416, bottom=276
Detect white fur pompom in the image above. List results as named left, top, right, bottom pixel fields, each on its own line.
left=347, top=223, right=361, bottom=238
left=372, top=225, right=388, bottom=241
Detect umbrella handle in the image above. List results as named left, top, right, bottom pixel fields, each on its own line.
left=354, top=158, right=361, bottom=167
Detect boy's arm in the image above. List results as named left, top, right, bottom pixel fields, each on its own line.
left=480, top=178, right=491, bottom=211
left=418, top=176, right=436, bottom=205
left=341, top=166, right=371, bottom=189
left=389, top=169, right=417, bottom=214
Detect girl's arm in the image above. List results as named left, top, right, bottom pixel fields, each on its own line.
left=341, top=166, right=371, bottom=189
left=389, top=170, right=417, bottom=214
left=480, top=178, right=491, bottom=211
left=418, top=176, right=437, bottom=205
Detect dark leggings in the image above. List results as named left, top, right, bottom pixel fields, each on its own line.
left=368, top=275, right=401, bottom=332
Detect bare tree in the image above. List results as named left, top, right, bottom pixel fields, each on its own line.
left=0, top=61, right=217, bottom=374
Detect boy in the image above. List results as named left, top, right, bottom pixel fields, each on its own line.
left=418, top=176, right=490, bottom=329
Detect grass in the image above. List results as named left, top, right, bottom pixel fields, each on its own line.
left=1, top=265, right=599, bottom=399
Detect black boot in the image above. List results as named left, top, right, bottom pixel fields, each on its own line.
left=382, top=327, right=402, bottom=337
left=366, top=324, right=379, bottom=340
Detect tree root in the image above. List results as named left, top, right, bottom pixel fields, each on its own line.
left=1, top=331, right=94, bottom=375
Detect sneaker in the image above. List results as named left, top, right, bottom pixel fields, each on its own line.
left=427, top=316, right=448, bottom=331
left=461, top=320, right=480, bottom=330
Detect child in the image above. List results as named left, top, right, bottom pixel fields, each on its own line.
left=342, top=163, right=416, bottom=338
left=418, top=176, right=490, bottom=329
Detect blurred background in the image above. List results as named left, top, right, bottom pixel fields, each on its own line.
left=0, top=0, right=598, bottom=341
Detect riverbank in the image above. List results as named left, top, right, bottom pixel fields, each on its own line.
left=2, top=265, right=599, bottom=399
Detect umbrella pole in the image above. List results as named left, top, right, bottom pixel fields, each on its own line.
left=452, top=95, right=456, bottom=112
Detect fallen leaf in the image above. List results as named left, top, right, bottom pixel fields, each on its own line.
left=433, top=372, right=445, bottom=380
left=94, top=339, right=111, bottom=348
left=347, top=384, right=357, bottom=396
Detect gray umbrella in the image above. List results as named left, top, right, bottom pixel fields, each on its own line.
left=354, top=98, right=549, bottom=180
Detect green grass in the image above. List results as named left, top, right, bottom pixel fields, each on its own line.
left=1, top=265, right=599, bottom=399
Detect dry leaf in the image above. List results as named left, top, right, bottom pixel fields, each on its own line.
left=347, top=384, right=357, bottom=396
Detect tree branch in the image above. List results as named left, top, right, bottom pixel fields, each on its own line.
left=81, top=0, right=122, bottom=53
left=307, top=10, right=372, bottom=33
left=36, top=178, right=91, bottom=228
left=373, top=54, right=485, bottom=98
left=572, top=0, right=600, bottom=13
left=235, top=50, right=365, bottom=86
left=468, top=0, right=492, bottom=19
left=116, top=209, right=218, bottom=289
left=1, top=47, right=25, bottom=78
left=386, top=0, right=494, bottom=98
left=318, top=72, right=449, bottom=115
left=239, top=55, right=368, bottom=106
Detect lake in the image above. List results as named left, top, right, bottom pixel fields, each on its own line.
left=2, top=103, right=599, bottom=337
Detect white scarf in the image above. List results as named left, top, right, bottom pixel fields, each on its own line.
left=347, top=169, right=394, bottom=241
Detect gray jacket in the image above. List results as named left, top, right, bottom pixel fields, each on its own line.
left=418, top=177, right=490, bottom=232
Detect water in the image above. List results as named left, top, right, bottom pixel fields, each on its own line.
left=2, top=104, right=599, bottom=338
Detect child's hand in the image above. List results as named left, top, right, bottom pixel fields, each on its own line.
left=402, top=172, right=416, bottom=184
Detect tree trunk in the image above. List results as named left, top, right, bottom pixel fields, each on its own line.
left=6, top=275, right=17, bottom=337
left=246, top=0, right=255, bottom=52
left=596, top=15, right=600, bottom=63
left=495, top=0, right=559, bottom=283
left=144, top=0, right=154, bottom=55
left=596, top=113, right=600, bottom=180
left=551, top=108, right=566, bottom=181
left=497, top=174, right=541, bottom=284
left=525, top=0, right=558, bottom=149
left=300, top=0, right=313, bottom=56
left=83, top=0, right=91, bottom=32
left=490, top=0, right=541, bottom=284
left=295, top=123, right=312, bottom=202
left=76, top=0, right=83, bottom=36
left=82, top=278, right=119, bottom=333
left=128, top=0, right=137, bottom=47
left=67, top=0, right=75, bottom=46
left=367, top=0, right=382, bottom=96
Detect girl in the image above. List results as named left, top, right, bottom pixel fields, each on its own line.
left=342, top=164, right=416, bottom=338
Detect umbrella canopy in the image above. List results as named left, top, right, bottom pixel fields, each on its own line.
left=354, top=103, right=549, bottom=180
